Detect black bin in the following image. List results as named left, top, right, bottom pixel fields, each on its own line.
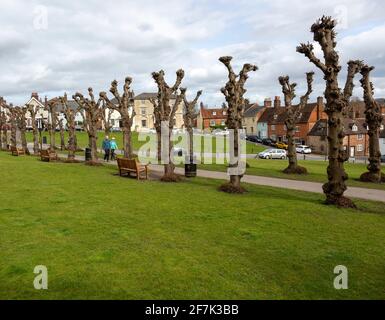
left=85, top=148, right=92, bottom=161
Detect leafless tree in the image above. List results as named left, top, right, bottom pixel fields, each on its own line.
left=60, top=93, right=79, bottom=161
left=58, top=118, right=66, bottom=151
left=151, top=69, right=185, bottom=181
left=297, top=16, right=363, bottom=208
left=182, top=88, right=202, bottom=163
left=45, top=97, right=60, bottom=150
left=218, top=56, right=257, bottom=193
left=73, top=88, right=104, bottom=163
left=0, top=109, right=7, bottom=150
left=278, top=72, right=314, bottom=174
left=26, top=103, right=40, bottom=154
left=359, top=65, right=385, bottom=183
left=15, top=106, right=30, bottom=154
left=2, top=102, right=17, bottom=148
left=100, top=77, right=136, bottom=158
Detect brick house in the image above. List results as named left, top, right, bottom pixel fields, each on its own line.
left=258, top=96, right=326, bottom=144
left=308, top=118, right=370, bottom=157
left=197, top=105, right=227, bottom=131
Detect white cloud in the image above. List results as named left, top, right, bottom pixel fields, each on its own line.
left=0, top=0, right=384, bottom=106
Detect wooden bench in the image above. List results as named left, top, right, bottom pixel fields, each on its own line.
left=10, top=146, right=25, bottom=156
left=117, top=158, right=148, bottom=180
left=40, top=149, right=59, bottom=162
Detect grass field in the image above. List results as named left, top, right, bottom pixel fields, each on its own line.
left=25, top=131, right=265, bottom=155
left=1, top=151, right=385, bottom=299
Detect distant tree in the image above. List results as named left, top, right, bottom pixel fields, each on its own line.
left=297, top=16, right=363, bottom=208
left=218, top=56, right=257, bottom=193
left=182, top=88, right=202, bottom=163
left=151, top=69, right=185, bottom=181
left=0, top=109, right=7, bottom=150
left=15, top=106, right=30, bottom=155
left=26, top=103, right=40, bottom=154
left=45, top=97, right=59, bottom=150
left=100, top=77, right=136, bottom=158
left=359, top=65, right=385, bottom=183
left=278, top=72, right=314, bottom=174
left=60, top=93, right=79, bottom=161
left=73, top=88, right=104, bottom=164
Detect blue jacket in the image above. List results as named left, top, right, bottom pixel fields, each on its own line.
left=110, top=140, right=118, bottom=150
left=102, top=139, right=111, bottom=150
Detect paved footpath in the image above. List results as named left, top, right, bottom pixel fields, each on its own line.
left=35, top=145, right=385, bottom=204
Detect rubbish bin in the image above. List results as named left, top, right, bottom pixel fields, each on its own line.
left=42, top=136, right=47, bottom=144
left=85, top=148, right=92, bottom=162
left=184, top=155, right=197, bottom=178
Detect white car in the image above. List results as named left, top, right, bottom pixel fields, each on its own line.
left=258, top=148, right=287, bottom=160
left=212, top=129, right=229, bottom=136
left=296, top=145, right=312, bottom=154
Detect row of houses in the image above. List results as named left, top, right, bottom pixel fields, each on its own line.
left=198, top=95, right=385, bottom=157
left=3, top=92, right=385, bottom=157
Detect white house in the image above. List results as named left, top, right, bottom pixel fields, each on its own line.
left=24, top=93, right=48, bottom=129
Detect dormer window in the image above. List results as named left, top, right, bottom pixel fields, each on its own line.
left=298, top=113, right=303, bottom=118
left=273, top=114, right=278, bottom=120
left=352, top=124, right=358, bottom=132
left=212, top=111, right=216, bottom=115
left=381, top=124, right=384, bottom=130
left=223, top=111, right=226, bottom=115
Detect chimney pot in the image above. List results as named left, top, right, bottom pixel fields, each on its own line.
left=274, top=96, right=280, bottom=108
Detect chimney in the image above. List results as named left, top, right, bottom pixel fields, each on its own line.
left=31, top=92, right=39, bottom=100
left=264, top=98, right=272, bottom=108
left=274, top=96, right=280, bottom=108
left=316, top=96, right=324, bottom=120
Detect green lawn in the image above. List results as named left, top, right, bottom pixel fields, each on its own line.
left=26, top=131, right=264, bottom=154
left=0, top=152, right=385, bottom=299
left=197, top=159, right=385, bottom=191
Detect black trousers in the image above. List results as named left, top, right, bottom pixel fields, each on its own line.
left=110, top=149, right=116, bottom=160
left=104, top=149, right=110, bottom=161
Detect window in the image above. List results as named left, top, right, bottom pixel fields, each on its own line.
left=223, top=111, right=226, bottom=115
left=221, top=120, right=226, bottom=126
left=210, top=120, right=216, bottom=126
left=357, top=134, right=363, bottom=140
left=141, top=100, right=146, bottom=105
left=141, top=119, right=147, bottom=127
left=357, top=144, right=363, bottom=152
left=141, top=108, right=146, bottom=115
left=212, top=111, right=217, bottom=116
left=273, top=114, right=278, bottom=120
left=250, top=127, right=254, bottom=133
left=271, top=125, right=276, bottom=131
left=380, top=124, right=384, bottom=130
left=295, top=126, right=300, bottom=132
left=352, top=124, right=358, bottom=132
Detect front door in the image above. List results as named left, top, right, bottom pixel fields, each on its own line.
left=350, top=146, right=355, bottom=158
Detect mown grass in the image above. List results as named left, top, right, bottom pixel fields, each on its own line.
left=0, top=151, right=385, bottom=299
left=197, top=158, right=385, bottom=191
left=25, top=131, right=264, bottom=155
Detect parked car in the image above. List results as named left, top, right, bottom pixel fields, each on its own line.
left=296, top=145, right=312, bottom=154
left=381, top=154, right=385, bottom=163
left=262, top=138, right=276, bottom=146
left=275, top=141, right=288, bottom=150
left=212, top=129, right=229, bottom=136
left=258, top=148, right=287, bottom=160
left=246, top=135, right=262, bottom=143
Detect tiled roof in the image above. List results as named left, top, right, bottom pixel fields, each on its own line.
left=200, top=107, right=227, bottom=119
left=243, top=104, right=264, bottom=118
left=308, top=118, right=369, bottom=136
left=134, top=92, right=177, bottom=100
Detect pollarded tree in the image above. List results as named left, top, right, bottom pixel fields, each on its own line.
left=100, top=77, right=136, bottom=158
left=60, top=93, right=79, bottom=161
left=45, top=97, right=59, bottom=150
left=182, top=88, right=202, bottom=163
left=58, top=118, right=66, bottom=151
left=151, top=69, right=185, bottom=181
left=359, top=65, right=385, bottom=183
left=26, top=103, right=40, bottom=154
left=278, top=72, right=314, bottom=174
left=218, top=56, right=257, bottom=193
left=73, top=88, right=104, bottom=164
left=15, top=106, right=30, bottom=155
left=0, top=110, right=6, bottom=150
left=297, top=16, right=363, bottom=208
left=3, top=103, right=17, bottom=148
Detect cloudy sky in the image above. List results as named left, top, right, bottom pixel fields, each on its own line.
left=1, top=0, right=384, bottom=106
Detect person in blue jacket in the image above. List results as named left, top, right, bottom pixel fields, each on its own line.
left=110, top=137, right=118, bottom=161
left=102, top=136, right=111, bottom=162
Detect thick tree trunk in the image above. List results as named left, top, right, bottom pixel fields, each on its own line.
left=123, top=126, right=132, bottom=158
left=188, top=128, right=194, bottom=163
left=283, top=125, right=307, bottom=174
left=10, top=121, right=17, bottom=148
left=68, top=128, right=76, bottom=161
left=50, top=126, right=56, bottom=150
left=20, top=129, right=30, bottom=155
left=32, top=128, right=39, bottom=154
left=360, top=127, right=383, bottom=182
left=60, top=128, right=66, bottom=150
left=1, top=128, right=7, bottom=150
left=89, top=129, right=98, bottom=163
left=156, top=129, right=161, bottom=163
